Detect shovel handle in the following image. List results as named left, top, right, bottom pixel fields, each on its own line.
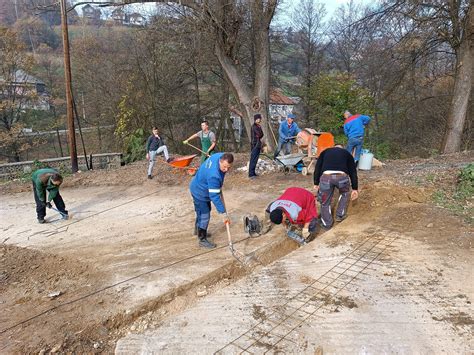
left=184, top=141, right=210, bottom=157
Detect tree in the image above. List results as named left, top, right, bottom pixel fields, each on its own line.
left=292, top=0, right=326, bottom=89
left=368, top=0, right=473, bottom=153
left=308, top=72, right=374, bottom=134
left=73, top=0, right=279, bottom=150
left=0, top=27, right=36, bottom=162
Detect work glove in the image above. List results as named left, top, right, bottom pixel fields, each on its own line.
left=222, top=213, right=231, bottom=225
left=302, top=228, right=310, bottom=238
left=46, top=202, right=52, bottom=209
left=183, top=140, right=188, bottom=145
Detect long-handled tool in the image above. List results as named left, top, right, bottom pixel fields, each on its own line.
left=221, top=192, right=256, bottom=266
left=184, top=141, right=210, bottom=157
left=49, top=205, right=69, bottom=220
left=224, top=219, right=248, bottom=264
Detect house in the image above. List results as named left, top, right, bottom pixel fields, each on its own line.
left=0, top=70, right=50, bottom=111
left=228, top=89, right=297, bottom=141
left=128, top=13, right=146, bottom=27
left=81, top=4, right=102, bottom=23
left=111, top=8, right=126, bottom=25
left=269, top=89, right=296, bottom=123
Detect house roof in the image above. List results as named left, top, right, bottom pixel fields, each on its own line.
left=129, top=13, right=145, bottom=19
left=269, top=89, right=295, bottom=105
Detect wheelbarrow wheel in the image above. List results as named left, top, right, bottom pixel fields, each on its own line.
left=302, top=167, right=308, bottom=176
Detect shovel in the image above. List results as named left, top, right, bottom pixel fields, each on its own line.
left=184, top=141, right=210, bottom=157
left=221, top=193, right=257, bottom=266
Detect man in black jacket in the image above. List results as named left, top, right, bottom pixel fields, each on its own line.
left=248, top=114, right=265, bottom=179
left=313, top=144, right=358, bottom=229
left=146, top=127, right=171, bottom=179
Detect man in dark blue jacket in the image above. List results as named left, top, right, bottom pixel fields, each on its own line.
left=190, top=152, right=233, bottom=248
left=343, top=111, right=371, bottom=163
left=249, top=114, right=265, bottom=179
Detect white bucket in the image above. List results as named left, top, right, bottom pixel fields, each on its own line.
left=358, top=153, right=374, bottom=170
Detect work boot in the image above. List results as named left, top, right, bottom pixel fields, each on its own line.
left=199, top=238, right=216, bottom=249
left=147, top=175, right=152, bottom=179
left=198, top=228, right=216, bottom=249
left=38, top=218, right=45, bottom=224
left=193, top=225, right=211, bottom=237
left=166, top=157, right=173, bottom=163
left=61, top=214, right=69, bottom=220
left=335, top=215, right=347, bottom=222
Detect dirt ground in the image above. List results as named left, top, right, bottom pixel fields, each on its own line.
left=0, top=152, right=472, bottom=353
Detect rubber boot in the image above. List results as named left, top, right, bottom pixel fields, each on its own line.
left=198, top=228, right=216, bottom=249
left=194, top=224, right=211, bottom=237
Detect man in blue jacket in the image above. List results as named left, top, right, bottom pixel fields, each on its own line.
left=190, top=152, right=233, bottom=248
left=275, top=113, right=301, bottom=157
left=343, top=111, right=371, bottom=163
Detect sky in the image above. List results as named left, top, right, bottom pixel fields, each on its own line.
left=71, top=0, right=371, bottom=23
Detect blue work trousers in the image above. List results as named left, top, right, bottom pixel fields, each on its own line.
left=346, top=136, right=364, bottom=163
left=192, top=196, right=211, bottom=231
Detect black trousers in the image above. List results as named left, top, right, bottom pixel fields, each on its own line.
left=33, top=183, right=67, bottom=220
left=248, top=143, right=261, bottom=177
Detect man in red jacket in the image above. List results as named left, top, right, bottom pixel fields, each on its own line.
left=265, top=187, right=318, bottom=244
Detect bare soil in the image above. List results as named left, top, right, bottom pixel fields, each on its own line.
left=0, top=152, right=472, bottom=353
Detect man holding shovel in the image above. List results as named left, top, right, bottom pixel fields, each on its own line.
left=32, top=168, right=68, bottom=224
left=189, top=152, right=233, bottom=248
left=183, top=120, right=217, bottom=164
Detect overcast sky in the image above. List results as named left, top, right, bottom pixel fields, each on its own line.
left=72, top=0, right=371, bottom=23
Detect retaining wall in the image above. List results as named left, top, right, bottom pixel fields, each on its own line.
left=0, top=153, right=122, bottom=179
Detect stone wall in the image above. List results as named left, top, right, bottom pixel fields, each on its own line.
left=0, top=153, right=122, bottom=179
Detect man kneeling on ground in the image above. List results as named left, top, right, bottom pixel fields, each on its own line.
left=262, top=187, right=318, bottom=245
left=190, top=152, right=233, bottom=248
left=313, top=144, right=358, bottom=229
left=32, top=168, right=68, bottom=224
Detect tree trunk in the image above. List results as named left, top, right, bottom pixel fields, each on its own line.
left=442, top=9, right=473, bottom=153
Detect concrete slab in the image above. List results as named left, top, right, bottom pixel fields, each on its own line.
left=116, top=202, right=473, bottom=354
left=0, top=185, right=286, bottom=352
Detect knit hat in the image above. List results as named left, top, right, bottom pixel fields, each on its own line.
left=254, top=113, right=262, bottom=121
left=269, top=208, right=283, bottom=224
left=287, top=113, right=296, bottom=119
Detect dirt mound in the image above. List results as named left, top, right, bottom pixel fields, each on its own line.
left=0, top=245, right=94, bottom=289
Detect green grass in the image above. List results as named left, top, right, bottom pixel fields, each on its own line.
left=432, top=164, right=474, bottom=224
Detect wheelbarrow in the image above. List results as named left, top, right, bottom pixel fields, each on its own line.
left=167, top=154, right=198, bottom=175
left=274, top=152, right=306, bottom=174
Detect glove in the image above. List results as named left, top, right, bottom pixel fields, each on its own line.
left=46, top=202, right=52, bottom=209
left=222, top=214, right=231, bottom=225
left=302, top=228, right=310, bottom=238
left=183, top=140, right=188, bottom=145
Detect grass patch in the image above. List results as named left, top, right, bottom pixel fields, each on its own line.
left=432, top=163, right=474, bottom=224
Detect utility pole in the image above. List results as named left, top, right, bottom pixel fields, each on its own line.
left=60, top=0, right=78, bottom=173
